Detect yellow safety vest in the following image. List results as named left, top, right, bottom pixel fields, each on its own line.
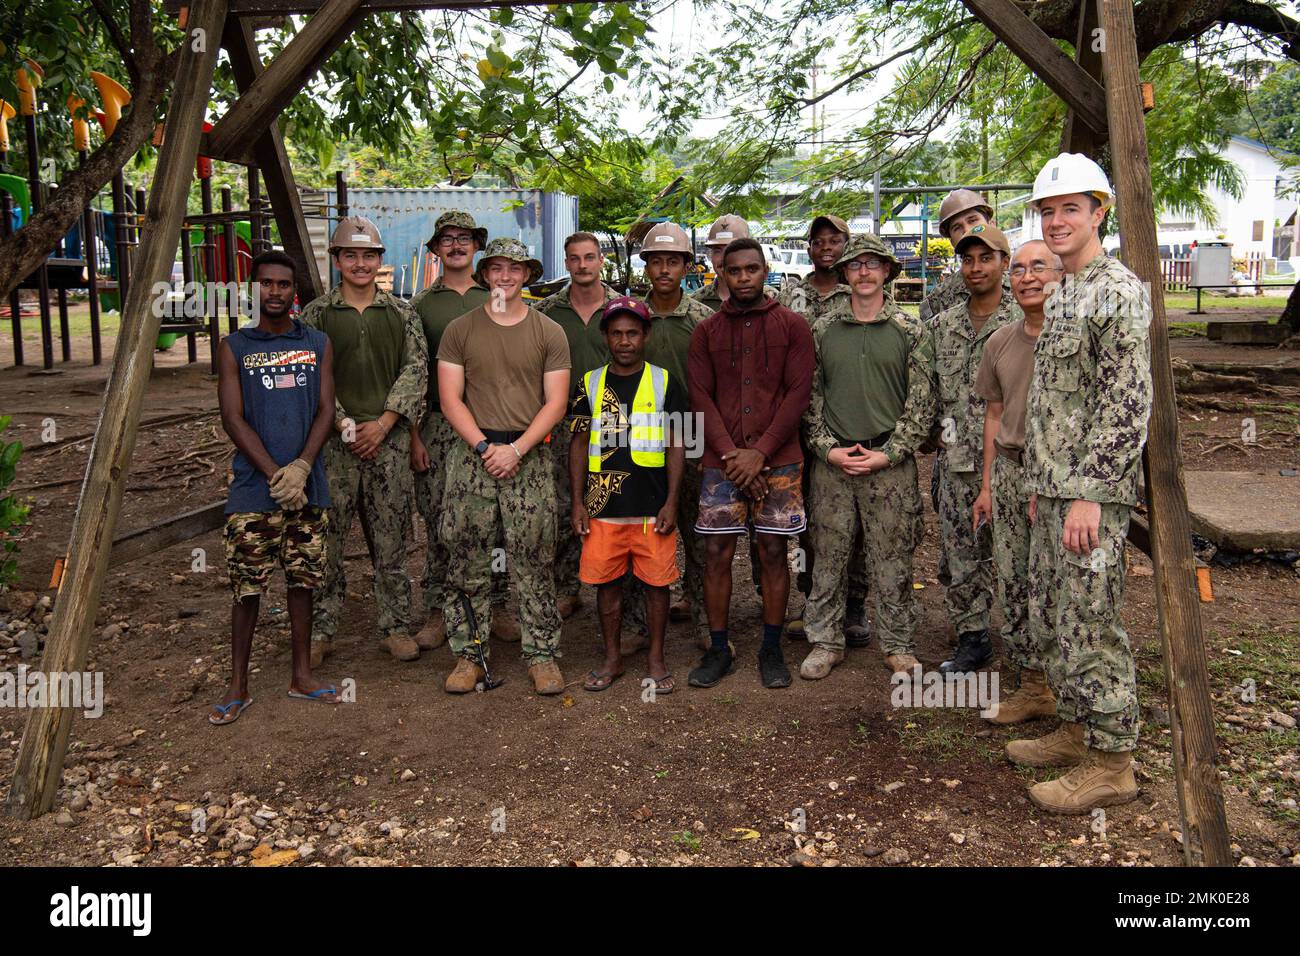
left=585, top=362, right=669, bottom=472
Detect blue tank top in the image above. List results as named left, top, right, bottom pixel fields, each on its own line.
left=224, top=319, right=332, bottom=514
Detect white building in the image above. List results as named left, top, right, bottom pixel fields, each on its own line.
left=1012, top=135, right=1299, bottom=264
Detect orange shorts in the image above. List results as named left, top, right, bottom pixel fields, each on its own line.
left=579, top=518, right=680, bottom=588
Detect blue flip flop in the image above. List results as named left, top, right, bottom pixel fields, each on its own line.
left=209, top=697, right=254, bottom=726
left=287, top=685, right=339, bottom=704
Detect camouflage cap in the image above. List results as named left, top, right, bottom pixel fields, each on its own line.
left=835, top=232, right=902, bottom=283
left=426, top=210, right=488, bottom=254
left=474, top=236, right=544, bottom=285
left=329, top=216, right=385, bottom=254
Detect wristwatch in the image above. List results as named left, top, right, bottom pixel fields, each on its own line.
left=474, top=439, right=490, bottom=455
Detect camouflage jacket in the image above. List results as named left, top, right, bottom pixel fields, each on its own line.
left=691, top=279, right=724, bottom=314
left=804, top=297, right=937, bottom=467
left=932, top=289, right=1018, bottom=473
left=299, top=286, right=428, bottom=429
left=1024, top=252, right=1152, bottom=505
left=777, top=274, right=852, bottom=327
left=919, top=267, right=1012, bottom=327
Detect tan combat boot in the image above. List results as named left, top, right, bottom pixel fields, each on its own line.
left=529, top=661, right=565, bottom=695
left=413, top=612, right=447, bottom=650
left=884, top=653, right=920, bottom=675
left=1029, top=748, right=1139, bottom=814
left=557, top=594, right=582, bottom=620
left=444, top=658, right=485, bottom=694
left=491, top=607, right=522, bottom=643
left=379, top=633, right=421, bottom=661
left=985, top=669, right=1057, bottom=725
left=799, top=645, right=844, bottom=680
left=1005, top=721, right=1087, bottom=768
left=309, top=640, right=332, bottom=668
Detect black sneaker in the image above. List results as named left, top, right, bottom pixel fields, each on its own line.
left=688, top=646, right=735, bottom=688
left=938, top=630, right=993, bottom=674
left=843, top=599, right=872, bottom=648
left=758, top=644, right=791, bottom=689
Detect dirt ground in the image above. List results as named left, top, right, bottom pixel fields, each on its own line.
left=0, top=302, right=1297, bottom=868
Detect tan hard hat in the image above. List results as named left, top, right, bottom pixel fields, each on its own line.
left=329, top=216, right=385, bottom=254
left=937, top=189, right=993, bottom=238
left=955, top=223, right=1011, bottom=256
left=705, top=214, right=750, bottom=248
left=639, top=221, right=692, bottom=260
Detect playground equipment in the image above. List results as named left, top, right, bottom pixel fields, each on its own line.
left=0, top=61, right=274, bottom=370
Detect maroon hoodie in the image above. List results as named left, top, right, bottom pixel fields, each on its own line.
left=687, top=294, right=814, bottom=469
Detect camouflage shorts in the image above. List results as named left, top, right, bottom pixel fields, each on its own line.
left=223, top=507, right=329, bottom=600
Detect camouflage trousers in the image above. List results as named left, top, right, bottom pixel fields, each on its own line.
left=1029, top=495, right=1139, bottom=752
left=414, top=412, right=507, bottom=614
left=799, top=443, right=867, bottom=602
left=440, top=441, right=561, bottom=665
left=804, top=456, right=921, bottom=654
left=623, top=462, right=707, bottom=637
left=990, top=454, right=1035, bottom=669
left=550, top=423, right=583, bottom=601
left=937, top=456, right=994, bottom=635
left=313, top=431, right=415, bottom=644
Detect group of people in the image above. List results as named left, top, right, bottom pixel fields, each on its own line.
left=212, top=150, right=1153, bottom=816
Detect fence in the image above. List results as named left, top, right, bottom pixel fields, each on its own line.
left=1160, top=251, right=1264, bottom=293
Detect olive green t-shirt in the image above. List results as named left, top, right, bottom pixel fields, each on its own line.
left=817, top=313, right=912, bottom=443
left=974, top=318, right=1039, bottom=452
left=412, top=281, right=490, bottom=412
left=437, top=305, right=571, bottom=431
left=311, top=301, right=408, bottom=424
left=537, top=283, right=616, bottom=395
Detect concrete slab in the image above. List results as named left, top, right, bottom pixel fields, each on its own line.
left=1185, top=471, right=1300, bottom=552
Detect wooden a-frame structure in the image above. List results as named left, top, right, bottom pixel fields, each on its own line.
left=5, top=0, right=1233, bottom=866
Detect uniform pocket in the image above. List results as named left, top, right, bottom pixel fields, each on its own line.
left=1039, top=334, right=1082, bottom=392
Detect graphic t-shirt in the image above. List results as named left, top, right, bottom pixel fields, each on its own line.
left=571, top=365, right=688, bottom=520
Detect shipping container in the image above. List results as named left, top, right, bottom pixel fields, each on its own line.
left=298, top=186, right=579, bottom=294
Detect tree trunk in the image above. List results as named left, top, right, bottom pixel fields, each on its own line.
left=1280, top=280, right=1300, bottom=337
left=0, top=54, right=170, bottom=303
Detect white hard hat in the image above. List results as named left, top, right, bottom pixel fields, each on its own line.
left=1030, top=152, right=1113, bottom=210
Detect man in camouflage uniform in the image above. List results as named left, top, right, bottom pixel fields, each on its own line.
left=777, top=214, right=869, bottom=646
left=972, top=240, right=1063, bottom=726
left=800, top=234, right=936, bottom=680
left=1008, top=153, right=1152, bottom=814
left=931, top=224, right=1017, bottom=676
left=408, top=211, right=503, bottom=648
left=300, top=217, right=427, bottom=664
left=437, top=237, right=572, bottom=696
left=692, top=214, right=749, bottom=313
left=538, top=232, right=617, bottom=621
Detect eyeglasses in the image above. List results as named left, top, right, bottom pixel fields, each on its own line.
left=844, top=257, right=887, bottom=273
left=1009, top=262, right=1063, bottom=278
left=437, top=234, right=475, bottom=247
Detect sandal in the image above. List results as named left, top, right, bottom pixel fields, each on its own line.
left=583, top=669, right=624, bottom=692
left=287, top=685, right=340, bottom=704
left=648, top=672, right=675, bottom=695
left=209, top=697, right=254, bottom=726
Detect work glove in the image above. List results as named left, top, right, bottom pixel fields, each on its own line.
left=282, top=489, right=309, bottom=512
left=269, top=458, right=312, bottom=505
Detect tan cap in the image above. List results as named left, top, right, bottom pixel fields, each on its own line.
left=937, top=189, right=993, bottom=238
left=954, top=222, right=1011, bottom=256
left=329, top=216, right=385, bottom=254
left=638, top=221, right=692, bottom=260
left=705, top=214, right=750, bottom=248
left=808, top=214, right=850, bottom=241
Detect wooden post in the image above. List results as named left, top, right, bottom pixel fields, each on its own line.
left=79, top=150, right=104, bottom=366
left=1100, top=0, right=1231, bottom=866
left=4, top=0, right=229, bottom=821
left=221, top=185, right=238, bottom=332
left=23, top=112, right=55, bottom=371
left=1061, top=0, right=1106, bottom=156
left=0, top=193, right=21, bottom=366
left=222, top=15, right=324, bottom=307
